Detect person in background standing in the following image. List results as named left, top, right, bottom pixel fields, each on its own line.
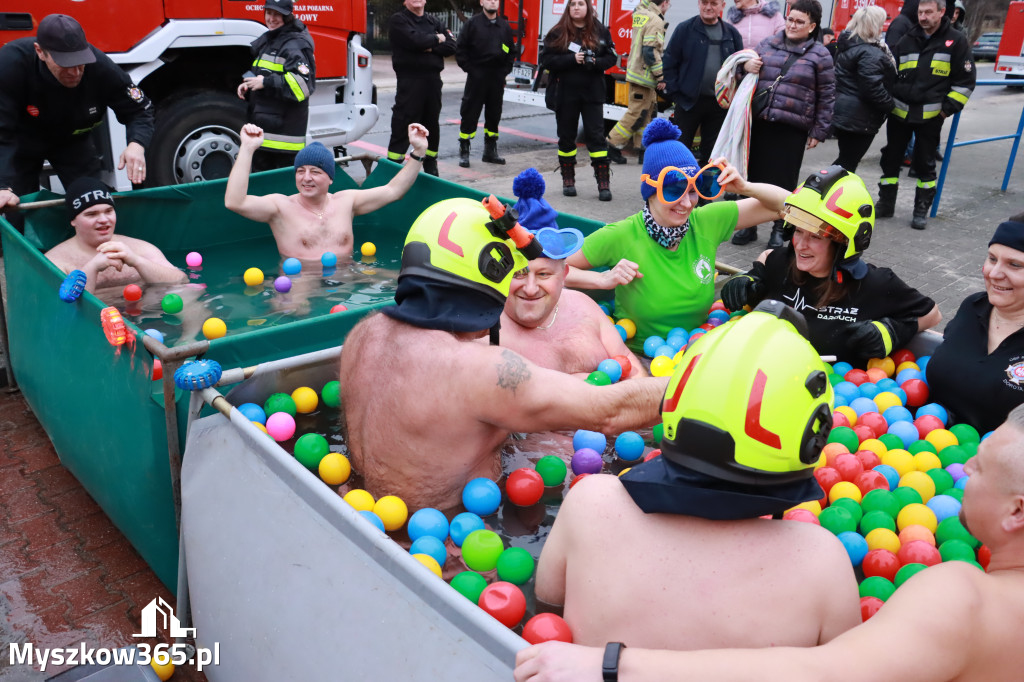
left=725, top=0, right=785, bottom=50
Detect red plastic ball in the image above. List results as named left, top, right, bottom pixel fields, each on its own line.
left=152, top=359, right=163, bottom=381
left=897, top=540, right=941, bottom=567
left=710, top=300, right=727, bottom=312
left=860, top=596, right=884, bottom=622
left=862, top=549, right=901, bottom=581
left=853, top=424, right=877, bottom=443
left=522, top=613, right=574, bottom=644
left=569, top=473, right=590, bottom=489
left=478, top=581, right=527, bottom=628
left=902, top=380, right=930, bottom=408
left=506, top=468, right=545, bottom=507
left=832, top=411, right=851, bottom=429
left=834, top=453, right=865, bottom=482
left=913, top=414, right=945, bottom=440
left=854, top=450, right=882, bottom=471
left=699, top=323, right=714, bottom=331
left=123, top=284, right=142, bottom=302
left=330, top=303, right=349, bottom=313
left=858, top=413, right=889, bottom=441
left=643, top=448, right=662, bottom=462
left=854, top=470, right=890, bottom=496
left=844, top=369, right=870, bottom=386
left=782, top=509, right=820, bottom=525
left=612, top=354, right=632, bottom=379
left=977, top=545, right=991, bottom=570
left=891, top=349, right=916, bottom=366
left=814, top=466, right=842, bottom=496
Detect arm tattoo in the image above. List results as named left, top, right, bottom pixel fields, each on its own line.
left=496, top=349, right=531, bottom=394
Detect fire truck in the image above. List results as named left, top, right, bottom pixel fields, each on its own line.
left=0, top=1, right=377, bottom=190
left=996, top=0, right=1024, bottom=81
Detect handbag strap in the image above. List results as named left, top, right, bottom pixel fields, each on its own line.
left=771, top=49, right=803, bottom=85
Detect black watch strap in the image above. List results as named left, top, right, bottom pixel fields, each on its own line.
left=602, top=642, right=626, bottom=682
left=409, top=151, right=425, bottom=162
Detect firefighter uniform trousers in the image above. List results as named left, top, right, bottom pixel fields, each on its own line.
left=460, top=66, right=506, bottom=142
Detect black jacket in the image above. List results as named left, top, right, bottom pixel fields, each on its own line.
left=891, top=17, right=975, bottom=123
left=248, top=20, right=316, bottom=147
left=663, top=17, right=743, bottom=111
left=541, top=23, right=617, bottom=103
left=389, top=9, right=456, bottom=75
left=0, top=37, right=153, bottom=188
left=884, top=0, right=918, bottom=50
left=456, top=11, right=516, bottom=73
left=831, top=32, right=896, bottom=134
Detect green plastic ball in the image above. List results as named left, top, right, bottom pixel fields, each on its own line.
left=859, top=575, right=895, bottom=601
left=495, top=547, right=535, bottom=585
left=828, top=373, right=845, bottom=387
left=861, top=489, right=900, bottom=519
left=294, top=433, right=328, bottom=468
left=878, top=433, right=905, bottom=451
left=895, top=562, right=928, bottom=587
left=960, top=442, right=978, bottom=457
left=908, top=440, right=938, bottom=455
left=938, top=445, right=970, bottom=468
left=939, top=539, right=977, bottom=563
left=949, top=423, right=980, bottom=445
left=892, top=486, right=923, bottom=509
left=321, top=381, right=341, bottom=408
left=827, top=426, right=860, bottom=453
left=161, top=293, right=184, bottom=314
left=926, top=468, right=954, bottom=495
left=450, top=571, right=488, bottom=603
left=942, top=488, right=964, bottom=502
left=461, top=529, right=504, bottom=572
left=831, top=497, right=863, bottom=525
left=652, top=423, right=664, bottom=445
left=936, top=516, right=980, bottom=549
left=535, top=456, right=567, bottom=487
left=585, top=371, right=612, bottom=386
left=860, top=509, right=897, bottom=535
left=818, top=506, right=856, bottom=535
left=264, top=393, right=297, bottom=417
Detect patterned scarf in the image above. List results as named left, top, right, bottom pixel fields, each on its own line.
left=643, top=204, right=689, bottom=249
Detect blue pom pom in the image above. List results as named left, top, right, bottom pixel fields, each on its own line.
left=512, top=167, right=546, bottom=199
left=642, top=118, right=682, bottom=148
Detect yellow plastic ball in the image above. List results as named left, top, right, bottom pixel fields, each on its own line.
left=291, top=386, right=319, bottom=414
left=858, top=438, right=888, bottom=458
left=896, top=361, right=920, bottom=374
left=650, top=356, right=675, bottom=377
left=834, top=405, right=858, bottom=426
left=828, top=480, right=863, bottom=504
left=319, top=452, right=351, bottom=485
left=867, top=356, right=896, bottom=377
left=252, top=421, right=270, bottom=435
left=243, top=267, right=264, bottom=287
left=202, top=317, right=227, bottom=340
left=413, top=553, right=443, bottom=577
left=361, top=241, right=377, bottom=257
left=789, top=500, right=823, bottom=516
left=616, top=318, right=637, bottom=340
left=912, top=451, right=942, bottom=473
left=606, top=315, right=616, bottom=324
left=865, top=527, right=901, bottom=553
left=618, top=467, right=632, bottom=477
left=896, top=502, right=938, bottom=532
left=873, top=391, right=903, bottom=413
left=151, top=656, right=174, bottom=681
left=925, top=428, right=959, bottom=452
left=344, top=489, right=375, bottom=512
left=899, top=470, right=937, bottom=502
left=373, top=495, right=408, bottom=531
left=881, top=449, right=915, bottom=477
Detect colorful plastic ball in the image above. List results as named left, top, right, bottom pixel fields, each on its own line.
left=462, top=478, right=502, bottom=516
left=899, top=470, right=936, bottom=502
left=321, top=251, right=337, bottom=267
left=818, top=506, right=856, bottom=535
left=854, top=469, right=889, bottom=496
left=243, top=267, right=264, bottom=286
left=892, top=486, right=924, bottom=509
left=344, top=489, right=375, bottom=512
left=878, top=434, right=907, bottom=453
left=834, top=382, right=861, bottom=404
left=881, top=449, right=915, bottom=477
left=318, top=452, right=351, bottom=485
left=535, top=455, right=568, bottom=487
left=185, top=251, right=203, bottom=268
left=782, top=508, right=820, bottom=525
left=899, top=526, right=935, bottom=550
left=849, top=397, right=878, bottom=417
left=859, top=575, right=896, bottom=602
left=883, top=405, right=914, bottom=425
left=291, top=386, right=319, bottom=413
left=522, top=613, right=574, bottom=645
left=237, top=402, right=267, bottom=424
left=838, top=531, right=869, bottom=566
left=613, top=324, right=628, bottom=341
left=496, top=547, right=536, bottom=585
left=935, top=516, right=979, bottom=548
left=373, top=495, right=409, bottom=531
left=412, top=553, right=443, bottom=578
left=916, top=403, right=948, bottom=425
left=895, top=368, right=922, bottom=386
left=614, top=432, right=646, bottom=462
left=585, top=370, right=612, bottom=386
left=597, top=359, right=623, bottom=383
left=858, top=382, right=881, bottom=400
left=644, top=448, right=662, bottom=463
left=834, top=453, right=865, bottom=482
left=293, top=432, right=328, bottom=468
left=569, top=473, right=591, bottom=489
left=943, top=488, right=964, bottom=502
left=862, top=489, right=900, bottom=518
left=361, top=241, right=377, bottom=257
left=833, top=406, right=856, bottom=427
left=642, top=336, right=665, bottom=357
left=161, top=293, right=184, bottom=314
left=946, top=462, right=967, bottom=482
left=358, top=510, right=386, bottom=532
left=321, top=380, right=341, bottom=408
left=872, top=464, right=900, bottom=491
left=281, top=257, right=302, bottom=275
left=144, top=328, right=165, bottom=344
left=829, top=481, right=863, bottom=504
left=506, top=468, right=545, bottom=507
left=876, top=377, right=900, bottom=392
left=913, top=415, right=945, bottom=440
left=478, top=582, right=526, bottom=628
left=939, top=445, right=970, bottom=468
left=902, top=379, right=929, bottom=407
left=572, top=430, right=606, bottom=453
left=649, top=356, right=675, bottom=377
left=862, top=549, right=901, bottom=581
left=274, top=275, right=292, bottom=293
left=897, top=503, right=937, bottom=532
left=330, top=303, right=349, bottom=313
left=861, top=596, right=885, bottom=622
left=887, top=421, right=920, bottom=449
left=462, top=529, right=504, bottom=572
left=451, top=570, right=488, bottom=602
left=814, top=466, right=843, bottom=497
left=891, top=349, right=916, bottom=366
left=895, top=562, right=929, bottom=587
left=571, top=448, right=604, bottom=475
left=939, top=538, right=976, bottom=563
left=833, top=361, right=854, bottom=377
left=865, top=528, right=901, bottom=554
left=410, top=536, right=447, bottom=568
left=449, top=512, right=486, bottom=547
left=151, top=359, right=163, bottom=381
left=123, top=283, right=143, bottom=302
left=827, top=426, right=860, bottom=453
left=265, top=412, right=296, bottom=441
left=978, top=545, right=991, bottom=570
left=925, top=428, right=958, bottom=452
left=860, top=510, right=897, bottom=535
left=926, top=468, right=954, bottom=496
left=949, top=423, right=980, bottom=445
left=852, top=424, right=876, bottom=443
left=408, top=508, right=450, bottom=543
left=831, top=497, right=863, bottom=523
left=151, top=654, right=175, bottom=680
left=264, top=392, right=297, bottom=417
left=613, top=355, right=633, bottom=380
left=873, top=392, right=903, bottom=413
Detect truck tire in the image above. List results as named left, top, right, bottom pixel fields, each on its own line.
left=148, top=92, right=247, bottom=186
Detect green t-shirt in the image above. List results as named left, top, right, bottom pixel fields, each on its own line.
left=582, top=201, right=739, bottom=351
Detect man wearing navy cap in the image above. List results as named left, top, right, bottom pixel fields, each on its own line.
left=0, top=14, right=154, bottom=219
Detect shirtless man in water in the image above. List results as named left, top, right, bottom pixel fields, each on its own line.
left=515, top=403, right=1024, bottom=682
left=45, top=177, right=186, bottom=294
left=225, top=122, right=428, bottom=260
left=339, top=197, right=669, bottom=511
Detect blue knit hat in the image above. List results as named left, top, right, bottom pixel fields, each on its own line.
left=640, top=118, right=698, bottom=202
left=294, top=141, right=335, bottom=180
left=512, top=168, right=559, bottom=231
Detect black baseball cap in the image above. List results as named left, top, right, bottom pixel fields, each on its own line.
left=264, top=0, right=294, bottom=15
left=37, top=14, right=96, bottom=67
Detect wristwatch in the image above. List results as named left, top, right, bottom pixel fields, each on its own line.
left=603, top=642, right=626, bottom=681
left=409, top=151, right=425, bottom=162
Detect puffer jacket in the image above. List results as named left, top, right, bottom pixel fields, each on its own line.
left=725, top=0, right=785, bottom=50
left=753, top=32, right=835, bottom=140
left=831, top=31, right=896, bottom=134
left=885, top=0, right=918, bottom=50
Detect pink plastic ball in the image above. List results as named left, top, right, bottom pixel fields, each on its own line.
left=265, top=412, right=296, bottom=441
left=185, top=251, right=203, bottom=268
left=330, top=303, right=349, bottom=313
left=274, top=276, right=292, bottom=293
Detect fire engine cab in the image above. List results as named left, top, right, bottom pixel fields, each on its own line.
left=996, top=1, right=1024, bottom=80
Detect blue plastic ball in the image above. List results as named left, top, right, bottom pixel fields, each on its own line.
left=614, top=431, right=646, bottom=462
left=834, top=382, right=861, bottom=404
left=926, top=494, right=962, bottom=523
left=890, top=387, right=908, bottom=405
left=883, top=405, right=914, bottom=425
left=915, top=403, right=948, bottom=426
left=410, top=535, right=447, bottom=567
left=597, top=359, right=623, bottom=383
left=833, top=393, right=849, bottom=408
left=238, top=402, right=267, bottom=424
left=321, top=252, right=338, bottom=267
left=449, top=512, right=485, bottom=547
left=955, top=476, right=969, bottom=490
left=833, top=361, right=854, bottom=377
left=408, top=507, right=450, bottom=543
left=896, top=369, right=922, bottom=386
left=573, top=429, right=607, bottom=453
left=858, top=383, right=881, bottom=400
left=837, top=531, right=869, bottom=566
left=667, top=327, right=689, bottom=343
left=873, top=464, right=900, bottom=490
left=643, top=336, right=666, bottom=358
left=850, top=397, right=881, bottom=417
left=282, top=257, right=302, bottom=275
left=707, top=310, right=730, bottom=323
left=876, top=378, right=899, bottom=392
left=917, top=355, right=930, bottom=375
left=599, top=301, right=613, bottom=315
left=614, top=325, right=627, bottom=342
left=665, top=335, right=686, bottom=352
left=654, top=344, right=675, bottom=358
left=144, top=328, right=165, bottom=344
left=887, top=420, right=920, bottom=448
left=462, top=478, right=501, bottom=516
left=358, top=510, right=386, bottom=532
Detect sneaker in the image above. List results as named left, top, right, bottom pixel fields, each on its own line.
left=607, top=146, right=627, bottom=165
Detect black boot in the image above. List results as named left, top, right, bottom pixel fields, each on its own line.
left=767, top=219, right=786, bottom=249
left=593, top=157, right=612, bottom=201
left=607, top=145, right=627, bottom=165
left=559, top=157, right=576, bottom=197
left=731, top=227, right=758, bottom=246
left=482, top=136, right=505, bottom=165
left=458, top=138, right=471, bottom=168
left=910, top=186, right=936, bottom=230
left=876, top=183, right=898, bottom=218
left=422, top=155, right=439, bottom=177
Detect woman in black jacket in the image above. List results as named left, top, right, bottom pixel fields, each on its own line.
left=542, top=0, right=617, bottom=200
left=831, top=5, right=896, bottom=172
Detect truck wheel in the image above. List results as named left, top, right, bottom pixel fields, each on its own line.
left=148, top=92, right=247, bottom=186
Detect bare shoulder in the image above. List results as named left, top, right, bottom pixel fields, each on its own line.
left=44, top=237, right=74, bottom=262
left=772, top=517, right=856, bottom=564
left=561, top=289, right=606, bottom=318
left=562, top=474, right=635, bottom=522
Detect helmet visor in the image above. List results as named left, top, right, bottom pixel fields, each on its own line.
left=783, top=205, right=849, bottom=244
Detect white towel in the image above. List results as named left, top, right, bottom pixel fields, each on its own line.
left=712, top=49, right=760, bottom=179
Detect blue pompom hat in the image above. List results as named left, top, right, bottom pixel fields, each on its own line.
left=512, top=168, right=559, bottom=231
left=294, top=141, right=336, bottom=181
left=640, top=118, right=699, bottom=202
